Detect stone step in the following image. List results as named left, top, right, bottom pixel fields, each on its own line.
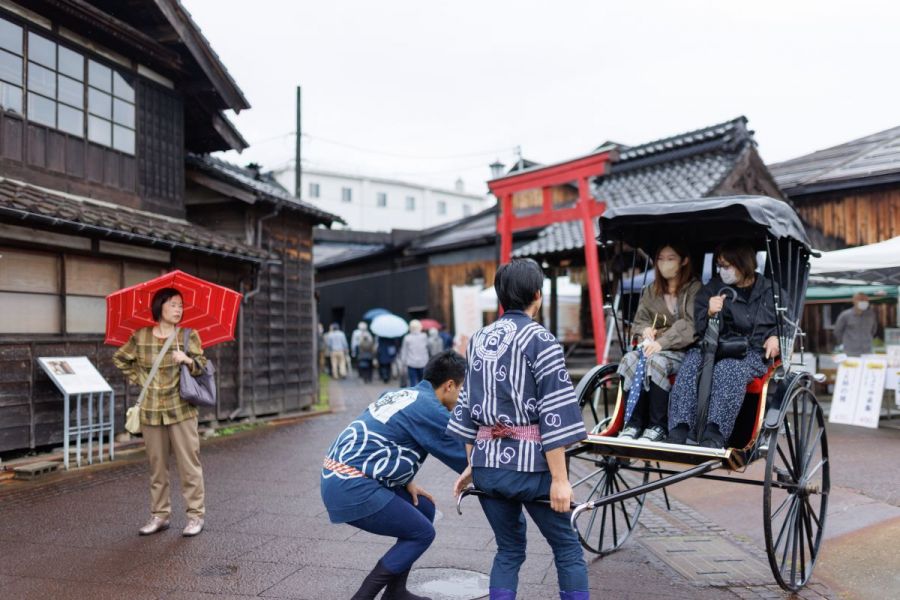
left=13, top=461, right=61, bottom=480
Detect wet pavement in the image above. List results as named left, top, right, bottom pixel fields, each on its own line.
left=0, top=375, right=875, bottom=599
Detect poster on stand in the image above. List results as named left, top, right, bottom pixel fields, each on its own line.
left=452, top=285, right=483, bottom=340
left=829, top=358, right=862, bottom=425
left=852, top=357, right=886, bottom=428
left=37, top=357, right=112, bottom=395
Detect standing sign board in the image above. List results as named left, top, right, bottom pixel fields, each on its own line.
left=452, top=285, right=483, bottom=339
left=37, top=357, right=115, bottom=469
left=829, top=358, right=862, bottom=425
left=853, top=358, right=886, bottom=428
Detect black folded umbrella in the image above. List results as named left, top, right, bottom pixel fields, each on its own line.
left=693, top=287, right=736, bottom=442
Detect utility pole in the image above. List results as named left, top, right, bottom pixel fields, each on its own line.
left=295, top=85, right=302, bottom=198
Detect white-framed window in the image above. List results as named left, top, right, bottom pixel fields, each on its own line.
left=463, top=204, right=472, bottom=216
left=341, top=187, right=352, bottom=203
left=376, top=192, right=387, bottom=207
left=405, top=196, right=415, bottom=211
left=309, top=182, right=320, bottom=198
left=437, top=200, right=447, bottom=215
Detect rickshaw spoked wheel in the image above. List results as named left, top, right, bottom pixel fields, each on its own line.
left=570, top=455, right=649, bottom=555
left=576, top=364, right=621, bottom=434
left=762, top=383, right=830, bottom=592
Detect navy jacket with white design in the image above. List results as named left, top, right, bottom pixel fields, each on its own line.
left=446, top=310, right=586, bottom=472
left=320, top=380, right=468, bottom=523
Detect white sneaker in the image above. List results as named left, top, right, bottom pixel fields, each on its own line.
left=182, top=517, right=204, bottom=537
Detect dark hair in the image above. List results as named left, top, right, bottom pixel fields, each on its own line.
left=494, top=258, right=544, bottom=311
left=651, top=242, right=694, bottom=296
left=715, top=241, right=757, bottom=280
left=151, top=287, right=181, bottom=322
left=424, top=350, right=467, bottom=387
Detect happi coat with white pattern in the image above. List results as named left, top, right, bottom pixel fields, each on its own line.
left=447, top=310, right=586, bottom=472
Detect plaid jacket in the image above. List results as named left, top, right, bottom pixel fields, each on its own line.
left=112, top=327, right=208, bottom=426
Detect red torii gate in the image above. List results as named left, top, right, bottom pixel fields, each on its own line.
left=488, top=149, right=615, bottom=364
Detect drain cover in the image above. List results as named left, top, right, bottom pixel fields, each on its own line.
left=407, top=568, right=489, bottom=600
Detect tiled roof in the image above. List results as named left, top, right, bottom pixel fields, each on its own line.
left=186, top=154, right=343, bottom=225
left=0, top=178, right=267, bottom=262
left=769, top=125, right=900, bottom=195
left=513, top=117, right=755, bottom=259
left=314, top=243, right=390, bottom=268
left=407, top=206, right=499, bottom=254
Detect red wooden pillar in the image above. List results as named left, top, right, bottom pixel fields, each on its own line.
left=578, top=177, right=607, bottom=364
left=499, top=193, right=514, bottom=265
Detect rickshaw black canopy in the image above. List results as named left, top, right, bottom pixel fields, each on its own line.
left=598, top=195, right=811, bottom=250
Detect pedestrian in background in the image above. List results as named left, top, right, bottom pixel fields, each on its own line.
left=317, top=322, right=327, bottom=376
left=377, top=337, right=399, bottom=383
left=400, top=319, right=429, bottom=387
left=834, top=292, right=878, bottom=356
left=350, top=321, right=369, bottom=366
left=325, top=323, right=350, bottom=379
left=426, top=327, right=444, bottom=358
left=112, top=287, right=207, bottom=537
left=357, top=328, right=376, bottom=384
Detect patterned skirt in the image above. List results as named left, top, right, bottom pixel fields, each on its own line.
left=617, top=349, right=686, bottom=393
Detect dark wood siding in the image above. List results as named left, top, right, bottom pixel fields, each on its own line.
left=138, top=80, right=184, bottom=218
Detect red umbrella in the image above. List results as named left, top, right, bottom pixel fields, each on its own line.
left=420, top=318, right=443, bottom=331
left=105, top=270, right=242, bottom=348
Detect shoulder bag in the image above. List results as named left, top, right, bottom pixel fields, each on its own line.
left=125, top=331, right=176, bottom=435
left=178, top=328, right=217, bottom=407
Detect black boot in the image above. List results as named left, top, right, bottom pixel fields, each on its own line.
left=666, top=423, right=689, bottom=444
left=351, top=560, right=395, bottom=600
left=699, top=422, right=725, bottom=449
left=382, top=569, right=431, bottom=600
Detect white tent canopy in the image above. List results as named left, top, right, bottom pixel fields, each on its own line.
left=810, top=236, right=900, bottom=284
left=478, top=275, right=582, bottom=312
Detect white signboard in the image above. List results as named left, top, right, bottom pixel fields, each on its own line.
left=853, top=358, right=886, bottom=428
left=829, top=358, right=862, bottom=425
left=38, top=356, right=112, bottom=395
left=452, top=285, right=483, bottom=339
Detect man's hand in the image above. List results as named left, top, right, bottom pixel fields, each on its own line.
left=453, top=465, right=473, bottom=498
left=764, top=336, right=780, bottom=360
left=708, top=294, right=726, bottom=317
left=642, top=327, right=657, bottom=341
left=550, top=478, right=574, bottom=513
left=406, top=481, right=434, bottom=506
left=643, top=340, right=662, bottom=357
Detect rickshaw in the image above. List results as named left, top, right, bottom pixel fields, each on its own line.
left=460, top=196, right=829, bottom=593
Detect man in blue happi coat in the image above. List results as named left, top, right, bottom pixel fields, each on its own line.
left=321, top=350, right=470, bottom=600
left=448, top=258, right=589, bottom=600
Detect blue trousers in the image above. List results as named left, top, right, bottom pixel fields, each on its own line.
left=408, top=367, right=425, bottom=387
left=347, top=487, right=436, bottom=573
left=473, top=467, right=588, bottom=593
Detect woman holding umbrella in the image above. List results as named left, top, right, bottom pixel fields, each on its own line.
left=112, top=287, right=208, bottom=537
left=667, top=241, right=780, bottom=448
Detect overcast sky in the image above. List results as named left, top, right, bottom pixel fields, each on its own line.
left=184, top=0, right=899, bottom=196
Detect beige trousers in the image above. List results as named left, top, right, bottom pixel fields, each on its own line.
left=330, top=351, right=348, bottom=378
left=143, top=416, right=205, bottom=519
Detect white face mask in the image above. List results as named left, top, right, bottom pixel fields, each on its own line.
left=657, top=259, right=680, bottom=280
left=857, top=301, right=869, bottom=311
left=719, top=267, right=739, bottom=285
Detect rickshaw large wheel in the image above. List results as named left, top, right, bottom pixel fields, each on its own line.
left=576, top=364, right=621, bottom=434
left=762, top=382, right=830, bottom=592
left=570, top=455, right=649, bottom=555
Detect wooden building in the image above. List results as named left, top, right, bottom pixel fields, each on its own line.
left=769, top=124, right=900, bottom=249
left=0, top=1, right=338, bottom=453
left=770, top=124, right=900, bottom=352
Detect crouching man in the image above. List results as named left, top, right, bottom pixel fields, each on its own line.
left=321, top=350, right=469, bottom=600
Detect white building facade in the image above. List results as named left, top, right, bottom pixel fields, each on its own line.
left=291, top=168, right=491, bottom=231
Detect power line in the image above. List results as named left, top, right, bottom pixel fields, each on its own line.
left=248, top=130, right=515, bottom=161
